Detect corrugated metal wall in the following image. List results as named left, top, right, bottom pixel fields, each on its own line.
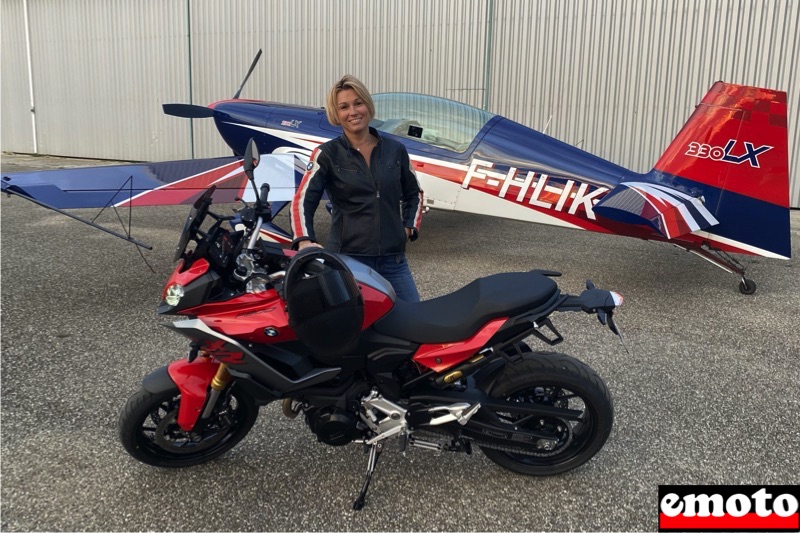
left=1, top=0, right=34, bottom=153
left=488, top=0, right=799, bottom=184
left=1, top=0, right=191, bottom=162
left=186, top=0, right=488, bottom=158
left=1, top=0, right=798, bottom=206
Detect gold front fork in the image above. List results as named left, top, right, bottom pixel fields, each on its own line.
left=201, top=364, right=231, bottom=419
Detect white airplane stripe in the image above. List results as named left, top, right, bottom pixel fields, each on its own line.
left=645, top=182, right=696, bottom=201
left=454, top=184, right=583, bottom=230
left=627, top=183, right=718, bottom=229
left=626, top=182, right=718, bottom=225
left=258, top=227, right=292, bottom=243
left=647, top=186, right=713, bottom=232
left=687, top=197, right=719, bottom=226
left=113, top=161, right=242, bottom=207
left=692, top=230, right=789, bottom=259
left=625, top=186, right=770, bottom=250
left=674, top=202, right=702, bottom=232
left=628, top=183, right=685, bottom=207
left=625, top=186, right=679, bottom=238
left=224, top=123, right=328, bottom=150
left=210, top=166, right=250, bottom=186
left=407, top=153, right=469, bottom=172
left=626, top=185, right=671, bottom=213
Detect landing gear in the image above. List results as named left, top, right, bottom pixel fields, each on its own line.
left=739, top=277, right=757, bottom=295
left=677, top=243, right=758, bottom=295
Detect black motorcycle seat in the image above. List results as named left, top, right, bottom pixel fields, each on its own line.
left=372, top=271, right=559, bottom=344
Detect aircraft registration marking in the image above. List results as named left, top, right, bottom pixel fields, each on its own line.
left=461, top=159, right=609, bottom=220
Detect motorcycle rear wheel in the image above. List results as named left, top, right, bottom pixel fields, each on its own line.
left=479, top=351, right=613, bottom=475
left=118, top=385, right=258, bottom=467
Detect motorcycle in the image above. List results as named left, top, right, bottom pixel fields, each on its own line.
left=118, top=139, right=625, bottom=510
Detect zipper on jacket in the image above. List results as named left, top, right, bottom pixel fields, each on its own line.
left=338, top=207, right=345, bottom=253
left=371, top=143, right=381, bottom=255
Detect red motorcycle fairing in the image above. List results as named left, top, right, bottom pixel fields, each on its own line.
left=161, top=258, right=210, bottom=300
left=167, top=281, right=393, bottom=346
left=412, top=317, right=508, bottom=372
left=195, top=290, right=297, bottom=344
left=359, top=284, right=394, bottom=328
left=167, top=358, right=220, bottom=431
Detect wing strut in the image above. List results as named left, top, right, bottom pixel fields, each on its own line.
left=3, top=185, right=153, bottom=250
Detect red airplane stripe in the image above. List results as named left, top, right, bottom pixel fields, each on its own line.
left=121, top=161, right=244, bottom=207
left=412, top=160, right=467, bottom=185
left=660, top=208, right=691, bottom=239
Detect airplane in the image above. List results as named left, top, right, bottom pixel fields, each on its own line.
left=1, top=53, right=791, bottom=295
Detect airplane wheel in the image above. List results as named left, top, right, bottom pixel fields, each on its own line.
left=739, top=278, right=757, bottom=295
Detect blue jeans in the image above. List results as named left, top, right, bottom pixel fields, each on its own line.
left=349, top=254, right=420, bottom=302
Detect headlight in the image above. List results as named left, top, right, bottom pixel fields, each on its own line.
left=165, top=284, right=185, bottom=306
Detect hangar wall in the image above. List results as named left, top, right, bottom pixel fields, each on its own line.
left=1, top=0, right=798, bottom=207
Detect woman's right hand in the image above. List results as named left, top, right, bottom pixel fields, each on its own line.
left=297, top=240, right=323, bottom=250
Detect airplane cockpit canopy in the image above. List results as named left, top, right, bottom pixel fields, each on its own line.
left=371, top=93, right=495, bottom=153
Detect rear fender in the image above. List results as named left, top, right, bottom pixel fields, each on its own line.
left=153, top=358, right=221, bottom=431
left=471, top=357, right=507, bottom=392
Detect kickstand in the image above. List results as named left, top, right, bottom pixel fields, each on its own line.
left=352, top=442, right=383, bottom=510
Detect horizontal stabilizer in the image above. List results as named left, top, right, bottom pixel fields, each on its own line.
left=594, top=181, right=719, bottom=239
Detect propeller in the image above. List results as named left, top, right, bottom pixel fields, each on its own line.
left=232, top=49, right=263, bottom=100
left=162, top=103, right=215, bottom=119
left=162, top=49, right=263, bottom=118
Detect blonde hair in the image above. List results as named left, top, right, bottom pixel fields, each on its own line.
left=325, top=75, right=375, bottom=126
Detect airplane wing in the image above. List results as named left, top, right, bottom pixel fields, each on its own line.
left=1, top=155, right=300, bottom=247
left=2, top=156, right=243, bottom=208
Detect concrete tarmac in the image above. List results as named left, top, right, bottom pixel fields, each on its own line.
left=1, top=153, right=799, bottom=531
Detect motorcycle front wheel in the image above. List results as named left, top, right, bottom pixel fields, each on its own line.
left=479, top=351, right=613, bottom=475
left=118, top=384, right=258, bottom=467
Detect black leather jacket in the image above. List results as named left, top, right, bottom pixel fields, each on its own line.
left=291, top=127, right=423, bottom=256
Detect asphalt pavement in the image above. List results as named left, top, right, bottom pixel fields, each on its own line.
left=1, top=153, right=799, bottom=532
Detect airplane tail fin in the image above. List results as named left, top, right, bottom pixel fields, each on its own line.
left=596, top=82, right=791, bottom=259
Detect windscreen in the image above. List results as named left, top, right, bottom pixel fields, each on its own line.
left=371, top=93, right=495, bottom=153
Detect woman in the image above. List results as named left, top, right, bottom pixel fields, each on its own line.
left=291, top=75, right=424, bottom=302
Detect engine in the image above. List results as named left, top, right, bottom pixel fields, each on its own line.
left=306, top=407, right=361, bottom=446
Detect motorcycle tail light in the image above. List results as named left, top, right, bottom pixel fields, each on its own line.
left=165, top=283, right=185, bottom=306
left=610, top=291, right=624, bottom=307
